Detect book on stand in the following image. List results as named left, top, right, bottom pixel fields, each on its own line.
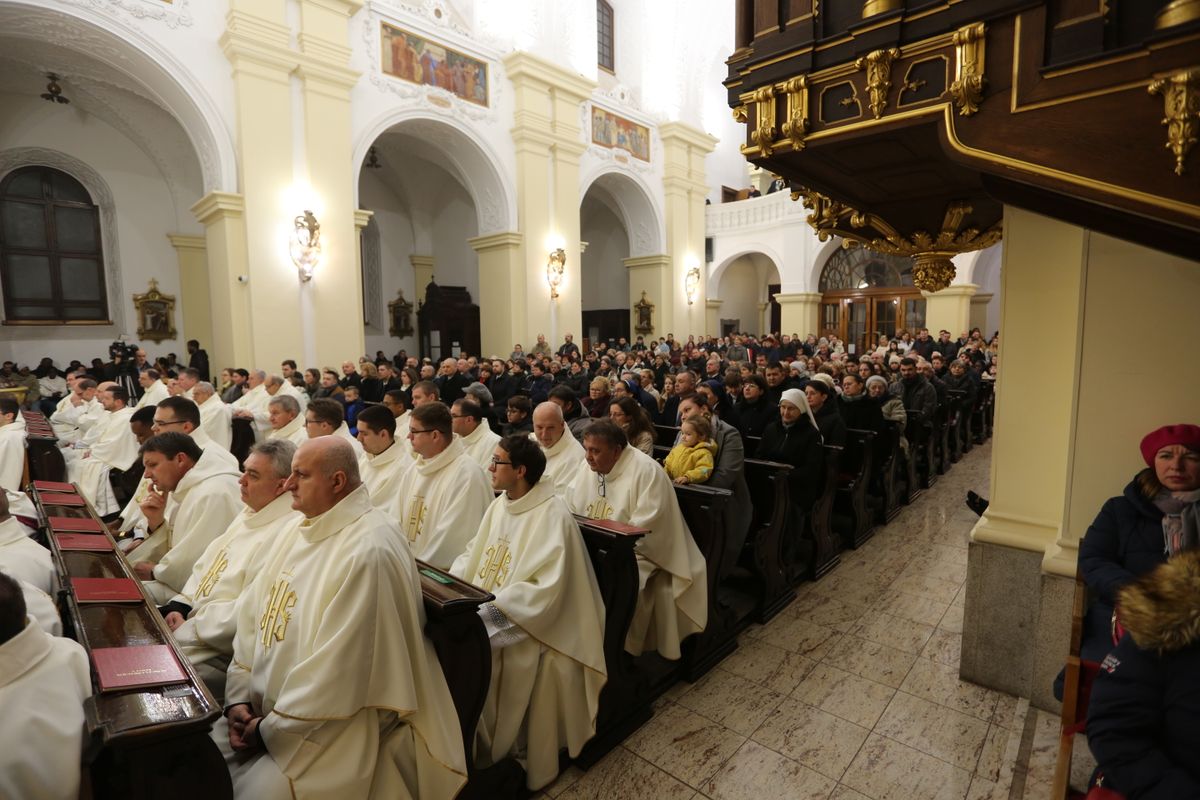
left=91, top=645, right=188, bottom=692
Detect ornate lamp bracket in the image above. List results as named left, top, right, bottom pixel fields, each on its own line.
left=950, top=22, right=987, bottom=116
left=780, top=76, right=811, bottom=150
left=856, top=48, right=900, bottom=119
left=1148, top=67, right=1200, bottom=176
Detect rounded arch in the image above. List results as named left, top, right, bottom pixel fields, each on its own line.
left=0, top=1, right=236, bottom=193
left=578, top=166, right=664, bottom=257
left=709, top=245, right=785, bottom=297
left=806, top=236, right=846, bottom=292
left=353, top=110, right=515, bottom=235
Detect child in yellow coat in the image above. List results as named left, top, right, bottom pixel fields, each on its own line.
left=663, top=416, right=717, bottom=485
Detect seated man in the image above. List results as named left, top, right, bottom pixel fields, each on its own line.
left=0, top=398, right=26, bottom=493
left=0, top=493, right=53, bottom=594
left=153, top=396, right=240, bottom=470
left=0, top=572, right=91, bottom=800
left=127, top=433, right=243, bottom=604
left=50, top=377, right=100, bottom=443
left=547, top=385, right=592, bottom=440
left=159, top=440, right=300, bottom=702
left=452, top=398, right=500, bottom=471
left=230, top=370, right=272, bottom=437
left=112, top=406, right=159, bottom=539
left=450, top=436, right=606, bottom=791
left=265, top=395, right=307, bottom=445
left=395, top=402, right=492, bottom=569
left=382, top=389, right=412, bottom=440
left=136, top=368, right=170, bottom=408
left=305, top=398, right=364, bottom=455
left=216, top=437, right=467, bottom=800
left=66, top=386, right=139, bottom=514
left=531, top=401, right=586, bottom=496
left=355, top=405, right=411, bottom=519
left=566, top=420, right=707, bottom=660
left=177, top=367, right=201, bottom=399
left=194, top=381, right=232, bottom=450
left=410, top=379, right=440, bottom=409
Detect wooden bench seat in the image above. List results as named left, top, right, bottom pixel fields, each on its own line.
left=22, top=410, right=66, bottom=484
left=834, top=429, right=876, bottom=549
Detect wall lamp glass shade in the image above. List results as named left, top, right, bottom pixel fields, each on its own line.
left=290, top=210, right=322, bottom=282
left=547, top=247, right=566, bottom=299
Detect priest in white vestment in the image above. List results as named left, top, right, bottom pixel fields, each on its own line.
left=66, top=385, right=139, bottom=514
left=306, top=398, right=364, bottom=456
left=127, top=433, right=242, bottom=603
left=395, top=403, right=492, bottom=569
left=0, top=573, right=91, bottom=799
left=19, top=578, right=62, bottom=635
left=215, top=437, right=467, bottom=800
left=0, top=399, right=27, bottom=493
left=230, top=370, right=272, bottom=437
left=450, top=435, right=606, bottom=790
left=50, top=378, right=100, bottom=443
left=160, top=440, right=299, bottom=701
left=355, top=405, right=411, bottom=519
left=151, top=397, right=240, bottom=471
left=135, top=369, right=169, bottom=408
left=383, top=391, right=413, bottom=439
left=531, top=401, right=587, bottom=496
left=194, top=382, right=233, bottom=450
left=0, top=493, right=53, bottom=594
left=451, top=398, right=501, bottom=471
left=265, top=395, right=308, bottom=445
left=567, top=419, right=707, bottom=660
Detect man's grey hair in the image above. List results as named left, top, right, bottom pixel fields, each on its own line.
left=194, top=381, right=215, bottom=396
left=252, top=369, right=267, bottom=381
left=265, top=374, right=283, bottom=389
left=318, top=438, right=361, bottom=485
left=267, top=394, right=300, bottom=414
left=250, top=439, right=297, bottom=479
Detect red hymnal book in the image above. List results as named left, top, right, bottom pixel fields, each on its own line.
left=72, top=577, right=142, bottom=603
left=41, top=492, right=85, bottom=506
left=49, top=516, right=103, bottom=533
left=33, top=480, right=75, bottom=492
left=91, top=645, right=188, bottom=692
left=56, top=533, right=114, bottom=552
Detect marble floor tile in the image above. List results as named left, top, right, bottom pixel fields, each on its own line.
left=974, top=723, right=1010, bottom=782
left=822, top=634, right=918, bottom=689
left=874, top=691, right=990, bottom=771
left=925, top=543, right=970, bottom=567
left=720, top=637, right=818, bottom=695
left=809, top=572, right=895, bottom=609
left=830, top=784, right=873, bottom=800
left=752, top=614, right=844, bottom=660
left=921, top=628, right=964, bottom=669
left=752, top=700, right=871, bottom=781
left=791, top=663, right=897, bottom=729
left=704, top=740, right=838, bottom=800
left=871, top=589, right=951, bottom=628
left=624, top=701, right=747, bottom=789
left=542, top=765, right=584, bottom=798
left=891, top=571, right=964, bottom=605
left=849, top=611, right=936, bottom=655
left=788, top=591, right=872, bottom=633
left=899, top=657, right=999, bottom=721
left=991, top=695, right=1028, bottom=730
left=675, top=668, right=786, bottom=736
left=938, top=602, right=965, bottom=634
left=965, top=775, right=1003, bottom=800
left=1021, top=708, right=1063, bottom=800
left=559, top=747, right=695, bottom=800
left=842, top=733, right=972, bottom=800
left=899, top=557, right=968, bottom=586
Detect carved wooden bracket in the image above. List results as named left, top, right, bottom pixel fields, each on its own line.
left=950, top=22, right=987, bottom=116
left=1148, top=67, right=1200, bottom=176
left=856, top=48, right=900, bottom=119
left=780, top=76, right=810, bottom=150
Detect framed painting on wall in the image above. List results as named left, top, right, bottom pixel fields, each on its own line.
left=381, top=23, right=489, bottom=107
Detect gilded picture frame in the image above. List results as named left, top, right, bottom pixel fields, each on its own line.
left=132, top=279, right=176, bottom=343
left=381, top=23, right=489, bottom=107
left=634, top=291, right=655, bottom=334
left=389, top=289, right=415, bottom=338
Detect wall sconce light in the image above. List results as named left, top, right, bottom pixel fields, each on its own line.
left=547, top=247, right=566, bottom=299
left=685, top=265, right=701, bottom=305
left=290, top=210, right=322, bottom=281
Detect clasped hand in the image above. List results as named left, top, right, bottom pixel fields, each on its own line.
left=226, top=703, right=265, bottom=753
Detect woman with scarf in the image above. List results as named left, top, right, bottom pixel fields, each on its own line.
left=757, top=388, right=825, bottom=512
left=698, top=378, right=745, bottom=440
left=803, top=374, right=846, bottom=448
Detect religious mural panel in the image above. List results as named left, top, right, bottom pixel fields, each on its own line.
left=591, top=106, right=650, bottom=161
left=381, top=23, right=489, bottom=107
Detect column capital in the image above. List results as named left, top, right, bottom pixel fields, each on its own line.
left=409, top=254, right=435, bottom=269
left=971, top=292, right=994, bottom=304
left=166, top=234, right=206, bottom=252
left=468, top=231, right=523, bottom=253
left=773, top=291, right=823, bottom=304
left=706, top=299, right=723, bottom=309
left=623, top=254, right=671, bottom=270
left=502, top=52, right=597, bottom=100
left=353, top=209, right=374, bottom=230
left=191, top=192, right=245, bottom=225
left=658, top=121, right=719, bottom=154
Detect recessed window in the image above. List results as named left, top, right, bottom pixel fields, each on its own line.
left=0, top=166, right=108, bottom=323
left=597, top=1, right=615, bottom=73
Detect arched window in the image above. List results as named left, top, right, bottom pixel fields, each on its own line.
left=597, top=1, right=615, bottom=73
left=0, top=166, right=108, bottom=323
left=819, top=247, right=913, bottom=292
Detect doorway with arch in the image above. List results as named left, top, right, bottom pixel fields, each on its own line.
left=818, top=247, right=926, bottom=356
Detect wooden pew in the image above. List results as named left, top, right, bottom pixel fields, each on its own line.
left=573, top=516, right=649, bottom=768
left=229, top=417, right=255, bottom=469
left=834, top=429, right=876, bottom=549
left=807, top=444, right=844, bottom=579
left=739, top=456, right=795, bottom=622
left=933, top=397, right=952, bottom=475
left=28, top=482, right=232, bottom=800
left=871, top=422, right=904, bottom=524
left=903, top=410, right=930, bottom=502
left=972, top=381, right=995, bottom=444
left=674, top=482, right=734, bottom=681
left=22, top=410, right=66, bottom=483
left=945, top=389, right=968, bottom=464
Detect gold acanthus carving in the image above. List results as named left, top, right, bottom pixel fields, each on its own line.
left=949, top=22, right=986, bottom=116
left=1148, top=68, right=1200, bottom=176
left=780, top=76, right=810, bottom=150
left=732, top=104, right=748, bottom=123
left=855, top=48, right=900, bottom=119
left=791, top=188, right=1002, bottom=292
left=748, top=85, right=778, bottom=156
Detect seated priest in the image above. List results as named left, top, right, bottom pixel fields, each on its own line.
left=177, top=367, right=200, bottom=399
left=216, top=437, right=467, bottom=800
left=382, top=389, right=412, bottom=440
left=127, top=433, right=242, bottom=604
left=395, top=402, right=492, bottom=569
left=265, top=394, right=308, bottom=445
left=136, top=368, right=170, bottom=408
left=66, top=385, right=139, bottom=514
left=451, top=397, right=501, bottom=471
left=305, top=398, right=364, bottom=455
left=0, top=572, right=91, bottom=800
left=153, top=396, right=240, bottom=470
left=567, top=419, right=707, bottom=660
left=0, top=492, right=53, bottom=595
left=531, top=401, right=586, bottom=496
left=112, top=406, right=159, bottom=538
left=230, top=370, right=272, bottom=437
left=159, top=440, right=300, bottom=702
left=194, top=381, right=233, bottom=450
left=450, top=435, right=606, bottom=791
left=355, top=404, right=411, bottom=519
left=50, top=377, right=100, bottom=443
left=0, top=398, right=26, bottom=493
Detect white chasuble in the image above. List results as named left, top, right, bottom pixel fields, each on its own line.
left=136, top=380, right=169, bottom=408
left=266, top=413, right=307, bottom=446
left=395, top=437, right=492, bottom=570
left=0, top=418, right=26, bottom=494
left=198, top=394, right=233, bottom=450
left=359, top=442, right=411, bottom=520
left=459, top=423, right=501, bottom=471
left=171, top=493, right=299, bottom=699
left=0, top=622, right=90, bottom=800
left=219, top=487, right=467, bottom=800
left=566, top=446, right=707, bottom=660
left=0, top=516, right=54, bottom=594
left=20, top=579, right=62, bottom=635
left=532, top=429, right=586, bottom=497
left=67, top=407, right=137, bottom=514
left=449, top=482, right=606, bottom=790
left=394, top=410, right=412, bottom=442
left=333, top=422, right=365, bottom=456
left=278, top=380, right=309, bottom=412
left=231, top=384, right=272, bottom=437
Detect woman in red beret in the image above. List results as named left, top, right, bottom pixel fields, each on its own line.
left=1074, top=424, right=1200, bottom=672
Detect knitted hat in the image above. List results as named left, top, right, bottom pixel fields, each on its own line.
left=702, top=378, right=724, bottom=395
left=809, top=373, right=836, bottom=391
left=464, top=382, right=493, bottom=404
left=1139, top=424, right=1200, bottom=466
left=865, top=375, right=889, bottom=391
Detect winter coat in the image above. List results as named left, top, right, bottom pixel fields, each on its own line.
left=1087, top=550, right=1200, bottom=799
left=736, top=395, right=777, bottom=444
left=812, top=401, right=847, bottom=448
left=663, top=439, right=716, bottom=484
left=757, top=418, right=824, bottom=511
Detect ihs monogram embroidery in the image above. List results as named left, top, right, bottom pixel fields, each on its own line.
left=195, top=547, right=229, bottom=599
left=259, top=576, right=297, bottom=649
left=477, top=538, right=512, bottom=590
left=585, top=498, right=614, bottom=520
left=404, top=496, right=428, bottom=542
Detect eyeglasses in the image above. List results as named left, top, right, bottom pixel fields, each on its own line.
left=490, top=457, right=513, bottom=467
left=152, top=418, right=184, bottom=427
left=409, top=428, right=435, bottom=436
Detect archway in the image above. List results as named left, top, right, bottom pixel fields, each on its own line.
left=818, top=247, right=925, bottom=356
left=709, top=249, right=782, bottom=336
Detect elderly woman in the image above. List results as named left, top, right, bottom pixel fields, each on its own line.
left=757, top=388, right=825, bottom=512
left=1076, top=424, right=1200, bottom=671
left=581, top=376, right=611, bottom=418
left=609, top=396, right=656, bottom=456
left=866, top=375, right=907, bottom=454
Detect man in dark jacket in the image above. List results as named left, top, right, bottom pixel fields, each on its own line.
left=898, top=358, right=937, bottom=421
left=910, top=328, right=937, bottom=361
left=186, top=340, right=210, bottom=383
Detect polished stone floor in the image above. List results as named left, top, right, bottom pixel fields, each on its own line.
left=538, top=442, right=1086, bottom=800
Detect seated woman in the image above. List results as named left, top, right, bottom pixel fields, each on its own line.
left=757, top=388, right=824, bottom=513
left=1086, top=550, right=1200, bottom=799
left=1076, top=424, right=1200, bottom=673
left=866, top=375, right=907, bottom=454
left=581, top=377, right=611, bottom=418
left=609, top=396, right=655, bottom=456
left=803, top=376, right=846, bottom=448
